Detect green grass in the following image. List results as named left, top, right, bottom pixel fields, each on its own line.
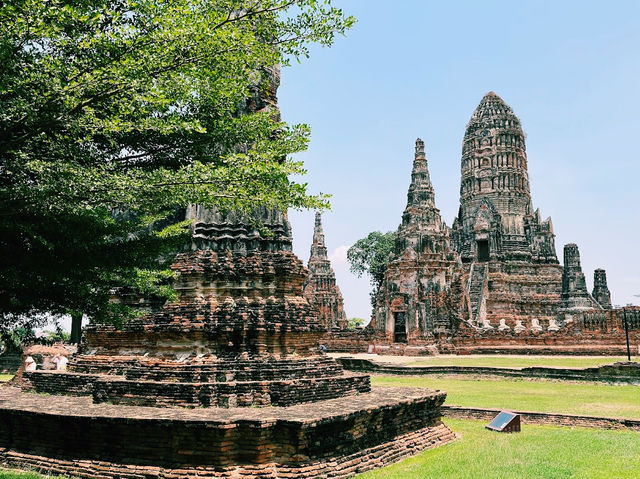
left=0, top=375, right=14, bottom=382
left=404, top=355, right=631, bottom=368
left=0, top=469, right=66, bottom=479
left=358, top=418, right=640, bottom=479
left=372, top=375, right=640, bottom=419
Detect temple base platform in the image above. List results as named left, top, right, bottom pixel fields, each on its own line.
left=0, top=385, right=455, bottom=479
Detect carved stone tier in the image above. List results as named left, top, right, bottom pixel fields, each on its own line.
left=0, top=386, right=456, bottom=479
left=91, top=250, right=325, bottom=357
left=24, top=249, right=368, bottom=408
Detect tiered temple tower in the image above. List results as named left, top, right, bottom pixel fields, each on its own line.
left=304, top=212, right=347, bottom=329
left=372, top=139, right=461, bottom=341
left=592, top=268, right=612, bottom=309
left=451, top=92, right=557, bottom=263
left=449, top=93, right=565, bottom=329
left=10, top=67, right=455, bottom=479
left=560, top=243, right=602, bottom=312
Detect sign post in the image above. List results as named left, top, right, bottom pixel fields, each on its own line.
left=486, top=411, right=521, bottom=433
left=622, top=308, right=631, bottom=362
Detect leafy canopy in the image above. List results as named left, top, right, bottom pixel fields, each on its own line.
left=347, top=231, right=395, bottom=304
left=346, top=317, right=364, bottom=329
left=0, top=0, right=355, bottom=328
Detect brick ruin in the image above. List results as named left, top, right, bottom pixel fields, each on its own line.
left=0, top=204, right=456, bottom=477
left=352, top=92, right=639, bottom=355
left=372, top=139, right=461, bottom=341
left=2, top=54, right=457, bottom=474
left=303, top=212, right=348, bottom=330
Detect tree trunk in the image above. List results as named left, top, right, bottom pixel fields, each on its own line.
left=70, top=312, right=83, bottom=344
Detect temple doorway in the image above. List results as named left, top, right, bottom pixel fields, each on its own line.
left=393, top=312, right=407, bottom=343
left=477, top=239, right=490, bottom=262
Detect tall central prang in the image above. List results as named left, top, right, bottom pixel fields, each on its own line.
left=448, top=93, right=565, bottom=328
left=451, top=92, right=557, bottom=264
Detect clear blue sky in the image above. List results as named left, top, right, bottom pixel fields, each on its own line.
left=280, top=0, right=640, bottom=321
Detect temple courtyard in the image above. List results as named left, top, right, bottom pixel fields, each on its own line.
left=1, top=358, right=638, bottom=478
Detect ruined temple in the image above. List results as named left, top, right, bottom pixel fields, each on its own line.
left=304, top=212, right=347, bottom=330
left=362, top=92, right=629, bottom=353
left=450, top=92, right=564, bottom=328
left=372, top=139, right=461, bottom=341
left=592, top=268, right=612, bottom=310
left=1, top=66, right=455, bottom=479
left=560, top=243, right=602, bottom=313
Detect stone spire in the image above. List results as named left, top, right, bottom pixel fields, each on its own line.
left=304, top=212, right=347, bottom=329
left=459, top=92, right=532, bottom=237
left=399, top=139, right=445, bottom=235
left=451, top=91, right=558, bottom=264
left=310, top=211, right=328, bottom=262
left=561, top=244, right=600, bottom=311
left=371, top=139, right=460, bottom=337
left=592, top=268, right=612, bottom=309
left=406, top=138, right=436, bottom=210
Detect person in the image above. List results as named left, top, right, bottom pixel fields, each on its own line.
left=53, top=354, right=69, bottom=371
left=24, top=355, right=37, bottom=372
left=319, top=344, right=327, bottom=353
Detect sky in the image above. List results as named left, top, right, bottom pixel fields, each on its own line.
left=279, top=0, right=640, bottom=321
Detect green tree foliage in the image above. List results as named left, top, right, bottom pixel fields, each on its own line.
left=0, top=0, right=355, bottom=328
left=0, top=321, right=37, bottom=354
left=346, top=317, right=364, bottom=329
left=347, top=231, right=395, bottom=304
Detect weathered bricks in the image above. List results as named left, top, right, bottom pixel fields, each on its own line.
left=0, top=386, right=455, bottom=478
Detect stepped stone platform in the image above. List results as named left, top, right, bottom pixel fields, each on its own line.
left=0, top=386, right=455, bottom=478
left=4, top=207, right=455, bottom=478
left=23, top=360, right=370, bottom=408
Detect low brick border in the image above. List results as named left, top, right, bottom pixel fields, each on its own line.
left=442, top=405, right=640, bottom=431
left=336, top=358, right=640, bottom=384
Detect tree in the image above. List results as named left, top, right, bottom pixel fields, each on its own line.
left=346, top=317, right=364, bottom=330
left=0, top=0, right=355, bottom=330
left=347, top=231, right=395, bottom=305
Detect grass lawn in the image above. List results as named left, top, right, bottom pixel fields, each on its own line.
left=0, top=470, right=66, bottom=479
left=372, top=375, right=640, bottom=419
left=358, top=418, right=640, bottom=479
left=403, top=355, right=632, bottom=368
left=0, top=375, right=13, bottom=382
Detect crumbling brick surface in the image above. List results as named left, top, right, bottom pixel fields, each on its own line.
left=0, top=386, right=455, bottom=478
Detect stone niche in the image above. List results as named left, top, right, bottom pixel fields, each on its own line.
left=2, top=206, right=455, bottom=478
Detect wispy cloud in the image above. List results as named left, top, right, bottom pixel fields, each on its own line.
left=329, top=245, right=349, bottom=266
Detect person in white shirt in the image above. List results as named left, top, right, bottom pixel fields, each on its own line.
left=52, top=354, right=69, bottom=371
left=24, top=356, right=37, bottom=372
